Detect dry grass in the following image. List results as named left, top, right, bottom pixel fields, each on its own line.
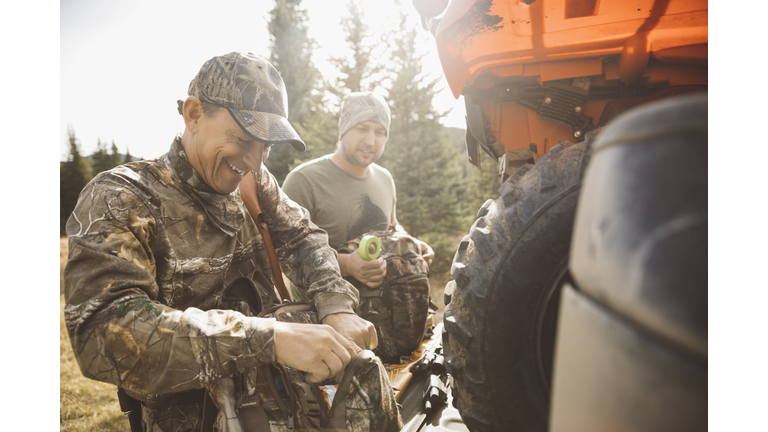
left=60, top=237, right=130, bottom=432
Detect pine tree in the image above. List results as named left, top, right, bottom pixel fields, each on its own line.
left=124, top=148, right=134, bottom=163
left=268, top=0, right=317, bottom=125
left=461, top=149, right=502, bottom=227
left=443, top=126, right=503, bottom=228
left=377, top=3, right=466, bottom=276
left=265, top=0, right=325, bottom=184
left=289, top=92, right=338, bottom=167
left=327, top=0, right=381, bottom=99
left=283, top=0, right=385, bottom=175
left=60, top=126, right=92, bottom=235
left=91, top=138, right=112, bottom=175
left=110, top=140, right=123, bottom=167
left=90, top=139, right=122, bottom=174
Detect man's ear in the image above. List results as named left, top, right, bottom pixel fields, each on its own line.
left=183, top=96, right=204, bottom=133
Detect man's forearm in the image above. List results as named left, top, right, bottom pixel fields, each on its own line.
left=337, top=252, right=351, bottom=277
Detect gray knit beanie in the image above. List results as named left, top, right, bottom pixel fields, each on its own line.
left=338, top=92, right=391, bottom=140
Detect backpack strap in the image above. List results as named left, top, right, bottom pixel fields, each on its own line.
left=240, top=171, right=292, bottom=303
left=325, top=350, right=377, bottom=431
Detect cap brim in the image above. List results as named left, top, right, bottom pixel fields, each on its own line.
left=228, top=108, right=306, bottom=152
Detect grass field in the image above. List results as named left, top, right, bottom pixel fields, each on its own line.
left=59, top=237, right=449, bottom=430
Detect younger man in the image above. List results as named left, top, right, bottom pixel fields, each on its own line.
left=283, top=92, right=434, bottom=301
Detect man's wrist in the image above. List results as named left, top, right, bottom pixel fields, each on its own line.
left=314, top=292, right=357, bottom=321
left=337, top=252, right=350, bottom=277
left=320, top=310, right=355, bottom=324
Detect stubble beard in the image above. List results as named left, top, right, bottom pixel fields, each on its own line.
left=344, top=146, right=377, bottom=168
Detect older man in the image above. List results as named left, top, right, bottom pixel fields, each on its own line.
left=282, top=92, right=434, bottom=302
left=64, top=52, right=379, bottom=431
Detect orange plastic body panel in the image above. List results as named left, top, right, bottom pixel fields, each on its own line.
left=478, top=98, right=610, bottom=154
left=431, top=0, right=707, bottom=156
left=435, top=0, right=708, bottom=98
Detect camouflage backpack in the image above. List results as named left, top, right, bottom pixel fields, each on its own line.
left=339, top=227, right=433, bottom=362
left=211, top=278, right=402, bottom=432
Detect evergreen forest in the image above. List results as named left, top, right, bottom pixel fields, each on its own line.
left=59, top=0, right=503, bottom=279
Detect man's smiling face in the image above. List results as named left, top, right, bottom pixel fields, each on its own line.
left=186, top=107, right=272, bottom=194
left=338, top=120, right=388, bottom=168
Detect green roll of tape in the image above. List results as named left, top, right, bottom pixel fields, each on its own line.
left=359, top=235, right=381, bottom=260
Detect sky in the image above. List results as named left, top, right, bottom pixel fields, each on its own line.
left=60, top=0, right=466, bottom=161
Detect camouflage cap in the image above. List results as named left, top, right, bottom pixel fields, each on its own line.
left=338, top=92, right=390, bottom=141
left=188, top=52, right=305, bottom=151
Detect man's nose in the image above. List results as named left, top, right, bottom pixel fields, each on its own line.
left=363, top=130, right=376, bottom=145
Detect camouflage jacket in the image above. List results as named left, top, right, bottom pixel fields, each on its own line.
left=64, top=137, right=358, bottom=400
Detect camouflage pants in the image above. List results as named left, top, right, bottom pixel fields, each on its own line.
left=142, top=402, right=203, bottom=432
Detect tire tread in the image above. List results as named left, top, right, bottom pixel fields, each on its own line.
left=444, top=136, right=596, bottom=432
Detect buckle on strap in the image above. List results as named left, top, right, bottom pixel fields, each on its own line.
left=359, top=289, right=384, bottom=297
left=142, top=388, right=206, bottom=408
left=293, top=382, right=321, bottom=417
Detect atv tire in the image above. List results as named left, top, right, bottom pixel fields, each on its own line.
left=443, top=138, right=593, bottom=432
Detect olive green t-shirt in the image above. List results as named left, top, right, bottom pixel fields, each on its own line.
left=283, top=155, right=397, bottom=250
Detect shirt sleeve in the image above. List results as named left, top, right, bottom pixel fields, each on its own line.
left=282, top=169, right=315, bottom=219
left=257, top=168, right=359, bottom=320
left=64, top=176, right=276, bottom=398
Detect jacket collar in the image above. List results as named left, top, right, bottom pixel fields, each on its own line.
left=165, top=136, right=245, bottom=236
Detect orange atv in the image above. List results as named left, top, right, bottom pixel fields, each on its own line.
left=401, top=1, right=708, bottom=431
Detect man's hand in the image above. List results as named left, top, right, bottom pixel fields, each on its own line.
left=338, top=252, right=387, bottom=288
left=274, top=321, right=357, bottom=383
left=322, top=312, right=378, bottom=351
left=415, top=239, right=434, bottom=266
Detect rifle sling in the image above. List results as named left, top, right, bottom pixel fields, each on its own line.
left=240, top=171, right=292, bottom=303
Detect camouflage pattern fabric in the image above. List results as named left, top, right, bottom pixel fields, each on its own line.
left=238, top=360, right=404, bottom=432
left=340, top=229, right=431, bottom=361
left=141, top=402, right=204, bottom=432
left=334, top=352, right=402, bottom=432
left=64, top=137, right=359, bottom=430
left=187, top=51, right=305, bottom=151
left=233, top=303, right=402, bottom=432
